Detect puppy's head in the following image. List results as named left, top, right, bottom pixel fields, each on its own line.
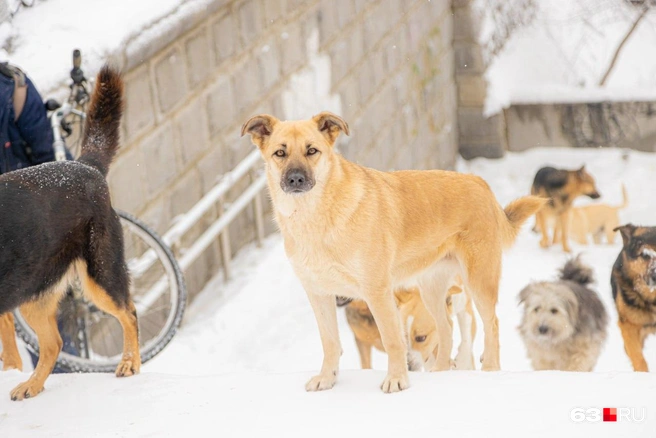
left=573, top=165, right=600, bottom=199
left=396, top=288, right=438, bottom=368
left=518, top=283, right=578, bottom=345
left=615, top=224, right=656, bottom=289
left=241, top=112, right=349, bottom=195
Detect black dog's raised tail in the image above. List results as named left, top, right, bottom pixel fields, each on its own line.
left=78, top=65, right=123, bottom=177
left=559, top=256, right=594, bottom=286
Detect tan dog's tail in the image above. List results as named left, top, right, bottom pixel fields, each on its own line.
left=500, top=196, right=547, bottom=248
left=617, top=183, right=628, bottom=210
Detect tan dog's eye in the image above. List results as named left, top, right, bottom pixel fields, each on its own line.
left=534, top=306, right=540, bottom=313
left=274, top=150, right=286, bottom=158
left=550, top=308, right=558, bottom=314
left=414, top=335, right=427, bottom=343
left=307, top=147, right=318, bottom=156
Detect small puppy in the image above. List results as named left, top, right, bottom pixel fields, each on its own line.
left=570, top=184, right=627, bottom=245
left=531, top=166, right=600, bottom=252
left=611, top=224, right=656, bottom=371
left=340, top=281, right=476, bottom=372
left=518, top=258, right=608, bottom=371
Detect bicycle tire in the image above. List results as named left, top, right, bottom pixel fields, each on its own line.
left=13, top=210, right=187, bottom=373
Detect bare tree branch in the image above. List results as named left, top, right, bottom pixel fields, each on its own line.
left=599, top=5, right=650, bottom=86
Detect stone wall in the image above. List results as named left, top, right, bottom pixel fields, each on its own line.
left=504, top=101, right=656, bottom=152
left=105, top=0, right=459, bottom=299
left=452, top=0, right=503, bottom=160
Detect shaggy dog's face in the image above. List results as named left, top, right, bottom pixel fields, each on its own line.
left=519, top=283, right=578, bottom=345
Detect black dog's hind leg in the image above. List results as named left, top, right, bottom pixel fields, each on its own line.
left=79, top=213, right=140, bottom=377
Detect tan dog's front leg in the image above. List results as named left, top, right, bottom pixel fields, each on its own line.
left=366, top=293, right=409, bottom=393
left=304, top=291, right=341, bottom=391
left=559, top=211, right=572, bottom=253
left=536, top=211, right=550, bottom=248
left=0, top=312, right=23, bottom=371
left=354, top=337, right=373, bottom=369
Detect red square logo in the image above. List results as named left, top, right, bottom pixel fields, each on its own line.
left=603, top=408, right=617, bottom=422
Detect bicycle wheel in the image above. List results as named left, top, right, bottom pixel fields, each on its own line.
left=13, top=210, right=186, bottom=372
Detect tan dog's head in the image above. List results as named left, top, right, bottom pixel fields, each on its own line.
left=573, top=166, right=600, bottom=199
left=518, top=282, right=578, bottom=345
left=395, top=289, right=439, bottom=367
left=241, top=112, right=349, bottom=195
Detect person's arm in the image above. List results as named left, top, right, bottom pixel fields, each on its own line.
left=14, top=76, right=55, bottom=165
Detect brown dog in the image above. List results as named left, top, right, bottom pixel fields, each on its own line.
left=531, top=166, right=600, bottom=252
left=242, top=112, right=545, bottom=392
left=570, top=184, right=627, bottom=245
left=611, top=224, right=656, bottom=371
left=343, top=281, right=476, bottom=371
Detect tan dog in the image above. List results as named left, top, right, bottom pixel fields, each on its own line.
left=344, top=281, right=476, bottom=371
left=531, top=166, right=600, bottom=252
left=570, top=184, right=627, bottom=245
left=242, top=112, right=545, bottom=392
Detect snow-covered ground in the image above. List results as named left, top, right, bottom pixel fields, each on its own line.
left=479, top=0, right=656, bottom=115
left=2, top=147, right=656, bottom=436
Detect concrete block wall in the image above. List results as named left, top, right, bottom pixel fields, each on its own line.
left=452, top=0, right=504, bottom=159
left=105, top=0, right=459, bottom=299
left=505, top=101, right=656, bottom=152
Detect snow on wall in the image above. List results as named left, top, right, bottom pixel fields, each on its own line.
left=281, top=28, right=342, bottom=122
left=0, top=0, right=214, bottom=97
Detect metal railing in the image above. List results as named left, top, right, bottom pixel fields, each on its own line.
left=132, top=149, right=267, bottom=312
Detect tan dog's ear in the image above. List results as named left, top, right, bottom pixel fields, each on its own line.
left=241, top=114, right=279, bottom=149
left=394, top=289, right=417, bottom=307
left=312, top=111, right=349, bottom=145
left=614, top=224, right=636, bottom=247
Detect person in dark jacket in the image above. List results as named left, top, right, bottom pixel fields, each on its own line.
left=0, top=62, right=64, bottom=173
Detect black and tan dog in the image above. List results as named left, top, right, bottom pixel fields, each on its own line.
left=531, top=165, right=600, bottom=252
left=611, top=224, right=656, bottom=371
left=0, top=66, right=140, bottom=400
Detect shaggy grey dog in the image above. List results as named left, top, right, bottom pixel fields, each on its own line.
left=518, top=257, right=608, bottom=371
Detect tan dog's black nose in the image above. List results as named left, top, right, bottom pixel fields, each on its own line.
left=589, top=191, right=600, bottom=199
left=287, top=171, right=306, bottom=188
left=538, top=325, right=549, bottom=335
left=282, top=168, right=314, bottom=193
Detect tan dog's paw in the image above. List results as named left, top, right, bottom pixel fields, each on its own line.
left=115, top=358, right=140, bottom=377
left=305, top=373, right=336, bottom=391
left=10, top=380, right=44, bottom=401
left=1, top=351, right=23, bottom=371
left=380, top=373, right=409, bottom=393
left=428, top=356, right=452, bottom=372
left=539, top=239, right=550, bottom=248
left=454, top=354, right=475, bottom=371
left=481, top=361, right=500, bottom=371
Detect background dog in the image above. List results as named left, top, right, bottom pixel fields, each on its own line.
left=0, top=66, right=140, bottom=400
left=340, top=281, right=476, bottom=372
left=531, top=165, right=600, bottom=252
left=243, top=111, right=544, bottom=393
left=518, top=257, right=608, bottom=371
left=611, top=224, right=656, bottom=371
left=569, top=183, right=627, bottom=245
